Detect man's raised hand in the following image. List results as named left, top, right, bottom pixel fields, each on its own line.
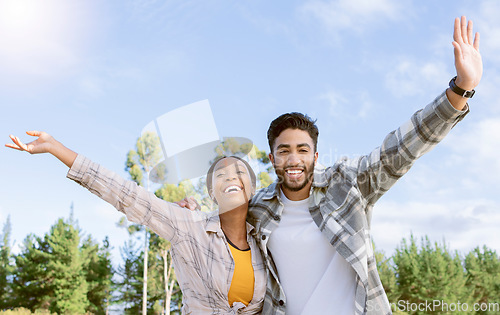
left=453, top=16, right=483, bottom=91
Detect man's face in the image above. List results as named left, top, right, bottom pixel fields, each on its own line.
left=269, top=128, right=318, bottom=200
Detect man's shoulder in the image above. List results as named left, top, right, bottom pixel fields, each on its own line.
left=251, top=183, right=278, bottom=204
left=314, top=158, right=360, bottom=187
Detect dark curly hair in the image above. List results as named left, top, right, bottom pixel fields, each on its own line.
left=267, top=112, right=319, bottom=153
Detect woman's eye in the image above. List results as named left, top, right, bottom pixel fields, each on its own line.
left=216, top=173, right=224, bottom=178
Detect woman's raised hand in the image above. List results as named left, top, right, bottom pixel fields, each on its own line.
left=5, top=131, right=55, bottom=154
left=5, top=131, right=77, bottom=168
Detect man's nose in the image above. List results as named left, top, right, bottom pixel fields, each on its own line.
left=287, top=152, right=301, bottom=165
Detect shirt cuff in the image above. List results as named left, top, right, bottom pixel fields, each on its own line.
left=66, top=154, right=91, bottom=183
left=433, top=90, right=470, bottom=126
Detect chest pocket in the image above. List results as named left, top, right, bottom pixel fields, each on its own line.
left=318, top=182, right=368, bottom=237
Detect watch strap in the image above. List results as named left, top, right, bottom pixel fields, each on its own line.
left=449, top=76, right=475, bottom=98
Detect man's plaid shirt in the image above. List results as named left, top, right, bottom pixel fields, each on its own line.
left=247, top=91, right=469, bottom=315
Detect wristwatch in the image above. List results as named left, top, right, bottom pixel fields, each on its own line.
left=449, top=76, right=475, bottom=98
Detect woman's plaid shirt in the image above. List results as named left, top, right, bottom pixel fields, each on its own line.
left=67, top=155, right=267, bottom=314
left=246, top=91, right=469, bottom=315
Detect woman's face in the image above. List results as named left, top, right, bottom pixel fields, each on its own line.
left=211, top=157, right=254, bottom=212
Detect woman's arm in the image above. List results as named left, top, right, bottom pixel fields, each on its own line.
left=6, top=131, right=203, bottom=243
left=5, top=131, right=77, bottom=168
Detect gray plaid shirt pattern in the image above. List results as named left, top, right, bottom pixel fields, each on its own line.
left=247, top=91, right=469, bottom=315
left=67, top=155, right=267, bottom=314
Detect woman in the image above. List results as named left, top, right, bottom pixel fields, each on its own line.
left=6, top=131, right=265, bottom=314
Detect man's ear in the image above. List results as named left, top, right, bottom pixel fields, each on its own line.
left=268, top=152, right=274, bottom=165
left=314, top=152, right=318, bottom=164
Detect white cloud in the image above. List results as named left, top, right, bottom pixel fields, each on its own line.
left=384, top=57, right=449, bottom=97
left=299, top=0, right=413, bottom=40
left=371, top=198, right=500, bottom=256
left=319, top=89, right=373, bottom=119
left=474, top=0, right=500, bottom=67
left=445, top=117, right=500, bottom=186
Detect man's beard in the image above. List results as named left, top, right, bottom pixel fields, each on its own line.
left=275, top=161, right=315, bottom=192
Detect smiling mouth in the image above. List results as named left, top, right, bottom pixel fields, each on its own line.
left=285, top=169, right=304, bottom=177
left=224, top=185, right=243, bottom=193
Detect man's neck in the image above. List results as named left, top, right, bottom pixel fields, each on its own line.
left=281, top=184, right=311, bottom=201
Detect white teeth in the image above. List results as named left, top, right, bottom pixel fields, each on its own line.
left=224, top=185, right=242, bottom=193
left=286, top=170, right=303, bottom=175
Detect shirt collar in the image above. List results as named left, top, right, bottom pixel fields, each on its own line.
left=205, top=211, right=256, bottom=237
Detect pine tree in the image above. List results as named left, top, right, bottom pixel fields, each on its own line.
left=465, top=246, right=500, bottom=314
left=0, top=215, right=14, bottom=308
left=81, top=235, right=115, bottom=314
left=393, top=235, right=473, bottom=314
left=12, top=217, right=89, bottom=313
left=116, top=239, right=144, bottom=314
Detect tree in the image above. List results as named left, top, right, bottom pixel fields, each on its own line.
left=0, top=215, right=14, bottom=308
left=81, top=235, right=115, bottom=314
left=465, top=246, right=500, bottom=314
left=393, top=235, right=473, bottom=314
left=12, top=217, right=88, bottom=313
left=374, top=243, right=400, bottom=304
left=125, top=131, right=164, bottom=315
left=116, top=239, right=144, bottom=314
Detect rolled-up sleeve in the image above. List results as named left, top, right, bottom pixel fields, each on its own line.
left=356, top=90, right=469, bottom=205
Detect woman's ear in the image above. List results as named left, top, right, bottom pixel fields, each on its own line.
left=209, top=190, right=217, bottom=204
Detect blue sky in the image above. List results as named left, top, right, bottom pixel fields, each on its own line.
left=1, top=0, right=499, bottom=266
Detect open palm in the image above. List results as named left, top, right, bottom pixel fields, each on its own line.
left=453, top=16, right=483, bottom=90
left=5, top=131, right=54, bottom=154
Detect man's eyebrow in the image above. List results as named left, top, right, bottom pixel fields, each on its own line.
left=276, top=144, right=291, bottom=150
left=275, top=143, right=311, bottom=150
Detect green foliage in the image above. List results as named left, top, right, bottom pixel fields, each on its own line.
left=125, top=132, right=163, bottom=187
left=0, top=308, right=54, bottom=314
left=116, top=240, right=144, bottom=314
left=81, top=236, right=114, bottom=314
left=0, top=216, right=14, bottom=308
left=374, top=245, right=399, bottom=303
left=11, top=216, right=113, bottom=314
left=257, top=171, right=272, bottom=189
left=465, top=246, right=500, bottom=314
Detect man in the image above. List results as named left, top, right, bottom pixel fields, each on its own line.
left=179, top=16, right=482, bottom=314
left=245, top=16, right=482, bottom=315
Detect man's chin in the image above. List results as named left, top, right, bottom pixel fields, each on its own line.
left=283, top=180, right=309, bottom=192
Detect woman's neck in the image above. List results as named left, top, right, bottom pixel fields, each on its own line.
left=219, top=205, right=249, bottom=250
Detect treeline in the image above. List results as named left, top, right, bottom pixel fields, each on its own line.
left=376, top=236, right=500, bottom=314
left=2, top=214, right=499, bottom=314
left=0, top=210, right=185, bottom=314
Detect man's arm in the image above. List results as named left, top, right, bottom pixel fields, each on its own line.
left=355, top=16, right=482, bottom=205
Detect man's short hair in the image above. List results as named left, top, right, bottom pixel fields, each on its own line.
left=267, top=112, right=319, bottom=153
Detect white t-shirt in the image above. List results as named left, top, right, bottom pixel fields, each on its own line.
left=267, top=190, right=356, bottom=315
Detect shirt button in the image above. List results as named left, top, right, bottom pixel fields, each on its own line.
left=261, top=235, right=266, bottom=240
left=279, top=300, right=284, bottom=306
